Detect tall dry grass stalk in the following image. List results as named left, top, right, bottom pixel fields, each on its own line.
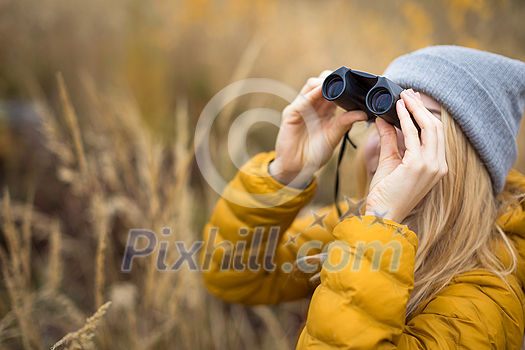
left=36, top=70, right=209, bottom=347
left=0, top=252, right=33, bottom=350
left=21, top=183, right=35, bottom=288
left=1, top=1, right=524, bottom=349
left=56, top=72, right=89, bottom=186
left=50, top=301, right=112, bottom=350
left=252, top=306, right=291, bottom=350
left=216, top=32, right=266, bottom=134
left=2, top=188, right=22, bottom=280
left=24, top=72, right=78, bottom=192
left=0, top=188, right=42, bottom=350
left=47, top=218, right=63, bottom=290
left=92, top=187, right=108, bottom=309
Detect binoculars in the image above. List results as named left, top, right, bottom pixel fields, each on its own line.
left=322, top=67, right=420, bottom=131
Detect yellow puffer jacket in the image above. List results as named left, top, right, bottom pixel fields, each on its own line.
left=201, top=151, right=525, bottom=349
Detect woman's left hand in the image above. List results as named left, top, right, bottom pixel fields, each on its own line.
left=365, top=89, right=448, bottom=224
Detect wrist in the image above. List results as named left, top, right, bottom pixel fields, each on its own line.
left=268, top=161, right=314, bottom=189
left=365, top=207, right=405, bottom=224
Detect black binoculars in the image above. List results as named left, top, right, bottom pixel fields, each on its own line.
left=322, top=67, right=420, bottom=131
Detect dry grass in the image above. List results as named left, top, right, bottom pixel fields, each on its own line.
left=0, top=0, right=524, bottom=349
left=47, top=218, right=63, bottom=291
left=50, top=301, right=112, bottom=350
left=0, top=189, right=42, bottom=350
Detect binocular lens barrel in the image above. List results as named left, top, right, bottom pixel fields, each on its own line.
left=369, top=88, right=393, bottom=113
left=325, top=76, right=344, bottom=99
left=321, top=67, right=420, bottom=133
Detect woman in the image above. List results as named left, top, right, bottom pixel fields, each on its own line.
left=200, top=46, right=525, bottom=349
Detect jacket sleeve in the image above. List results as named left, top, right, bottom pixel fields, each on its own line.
left=200, top=151, right=336, bottom=305
left=296, top=216, right=525, bottom=349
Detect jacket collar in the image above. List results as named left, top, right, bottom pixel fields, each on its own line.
left=497, top=168, right=525, bottom=288
left=498, top=169, right=525, bottom=238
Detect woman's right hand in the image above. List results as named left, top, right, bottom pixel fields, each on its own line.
left=268, top=71, right=367, bottom=188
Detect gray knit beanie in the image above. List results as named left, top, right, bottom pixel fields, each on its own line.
left=383, top=45, right=525, bottom=195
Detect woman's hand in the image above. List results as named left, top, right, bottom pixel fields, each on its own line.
left=269, top=71, right=367, bottom=188
left=365, top=89, right=448, bottom=224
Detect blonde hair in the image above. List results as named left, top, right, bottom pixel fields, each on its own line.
left=352, top=108, right=522, bottom=319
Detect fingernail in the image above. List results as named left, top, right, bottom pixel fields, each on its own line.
left=415, top=91, right=421, bottom=100
left=399, top=99, right=405, bottom=107
left=408, top=89, right=417, bottom=99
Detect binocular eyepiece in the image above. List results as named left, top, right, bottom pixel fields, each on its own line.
left=322, top=67, right=420, bottom=132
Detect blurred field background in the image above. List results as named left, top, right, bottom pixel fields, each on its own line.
left=0, top=0, right=525, bottom=348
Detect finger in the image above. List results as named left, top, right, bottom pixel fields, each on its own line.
left=285, top=86, right=337, bottom=128
left=325, top=110, right=367, bottom=149
left=422, top=100, right=446, bottom=169
left=315, top=97, right=337, bottom=118
left=294, top=85, right=323, bottom=108
left=284, top=86, right=325, bottom=126
left=397, top=94, right=423, bottom=156
left=300, top=77, right=324, bottom=96
left=414, top=92, right=446, bottom=170
left=401, top=91, right=438, bottom=158
left=318, top=70, right=333, bottom=79
left=295, top=85, right=335, bottom=117
left=376, top=117, right=401, bottom=161
left=298, top=69, right=334, bottom=96
left=434, top=109, right=447, bottom=175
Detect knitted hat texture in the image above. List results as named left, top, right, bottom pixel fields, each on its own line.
left=383, top=45, right=525, bottom=195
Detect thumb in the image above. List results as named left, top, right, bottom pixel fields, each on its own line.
left=376, top=117, right=401, bottom=161
left=325, top=110, right=367, bottom=149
